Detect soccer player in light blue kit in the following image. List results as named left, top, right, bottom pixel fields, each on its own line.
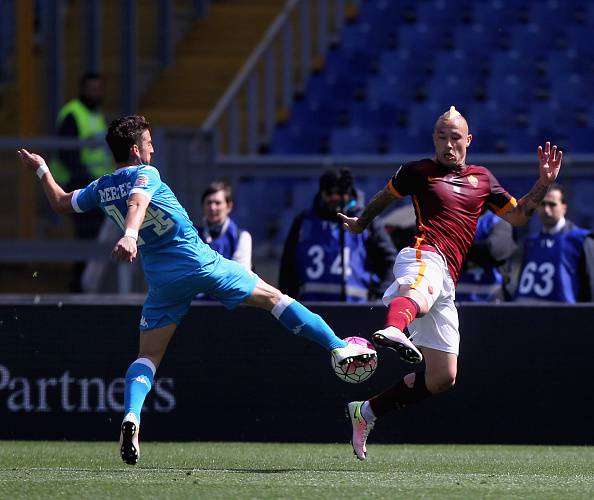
left=17, top=115, right=375, bottom=465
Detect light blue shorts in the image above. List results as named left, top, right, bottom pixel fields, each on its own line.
left=140, top=258, right=259, bottom=331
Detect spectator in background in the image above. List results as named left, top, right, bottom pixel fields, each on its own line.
left=456, top=211, right=517, bottom=302
left=196, top=181, right=252, bottom=270
left=515, top=184, right=594, bottom=302
left=51, top=72, right=113, bottom=291
left=279, top=168, right=395, bottom=302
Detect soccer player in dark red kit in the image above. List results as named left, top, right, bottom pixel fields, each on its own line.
left=339, top=106, right=563, bottom=460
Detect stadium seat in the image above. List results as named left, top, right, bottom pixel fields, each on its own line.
left=508, top=24, right=557, bottom=58
left=489, top=50, right=538, bottom=81
left=348, top=100, right=403, bottom=137
left=386, top=127, right=434, bottom=155
left=565, top=25, right=594, bottom=59
left=329, top=126, right=379, bottom=154
left=453, top=24, right=498, bottom=58
left=486, top=75, right=533, bottom=110
left=269, top=123, right=324, bottom=155
left=378, top=48, right=428, bottom=80
left=341, top=21, right=389, bottom=57
left=470, top=0, right=529, bottom=27
left=397, top=23, right=448, bottom=57
left=550, top=74, right=593, bottom=109
left=425, top=74, right=477, bottom=107
left=366, top=75, right=417, bottom=107
left=431, top=49, right=485, bottom=84
left=564, top=127, right=594, bottom=153
left=503, top=129, right=540, bottom=154
left=407, top=101, right=443, bottom=134
left=416, top=0, right=473, bottom=27
left=528, top=0, right=578, bottom=27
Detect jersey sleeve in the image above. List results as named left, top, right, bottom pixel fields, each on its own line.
left=485, top=170, right=517, bottom=216
left=129, top=166, right=161, bottom=201
left=388, top=162, right=418, bottom=198
left=71, top=179, right=100, bottom=213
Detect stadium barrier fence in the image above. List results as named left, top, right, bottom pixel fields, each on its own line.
left=1, top=299, right=592, bottom=444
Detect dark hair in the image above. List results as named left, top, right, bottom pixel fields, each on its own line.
left=201, top=180, right=233, bottom=204
left=548, top=184, right=566, bottom=204
left=319, top=167, right=354, bottom=194
left=79, top=71, right=102, bottom=88
left=106, top=115, right=150, bottom=163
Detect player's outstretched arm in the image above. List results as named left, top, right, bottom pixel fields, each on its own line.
left=501, top=142, right=562, bottom=226
left=338, top=183, right=398, bottom=234
left=111, top=193, right=149, bottom=263
left=17, top=148, right=74, bottom=214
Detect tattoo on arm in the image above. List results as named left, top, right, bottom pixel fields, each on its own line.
left=518, top=181, right=550, bottom=217
left=358, top=187, right=395, bottom=229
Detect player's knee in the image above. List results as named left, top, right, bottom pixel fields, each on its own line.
left=425, top=372, right=456, bottom=394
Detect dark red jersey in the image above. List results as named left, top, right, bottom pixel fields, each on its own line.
left=388, top=159, right=516, bottom=283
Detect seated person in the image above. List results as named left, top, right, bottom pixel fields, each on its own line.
left=279, top=168, right=396, bottom=302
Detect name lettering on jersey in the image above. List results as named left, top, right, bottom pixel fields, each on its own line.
left=98, top=182, right=133, bottom=203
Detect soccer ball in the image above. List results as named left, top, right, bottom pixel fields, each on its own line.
left=332, top=336, right=378, bottom=384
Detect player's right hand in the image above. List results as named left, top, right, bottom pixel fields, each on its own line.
left=112, top=236, right=137, bottom=263
left=16, top=148, right=46, bottom=171
left=337, top=212, right=364, bottom=234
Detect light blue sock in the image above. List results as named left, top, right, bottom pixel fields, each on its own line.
left=123, top=358, right=155, bottom=423
left=271, top=296, right=348, bottom=351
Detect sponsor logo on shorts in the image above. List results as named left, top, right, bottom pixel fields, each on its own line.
left=140, top=316, right=148, bottom=328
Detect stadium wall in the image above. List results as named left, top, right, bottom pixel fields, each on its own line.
left=0, top=301, right=591, bottom=445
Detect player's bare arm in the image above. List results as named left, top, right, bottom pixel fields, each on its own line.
left=17, top=148, right=74, bottom=214
left=111, top=192, right=150, bottom=263
left=500, top=142, right=562, bottom=226
left=338, top=183, right=399, bottom=234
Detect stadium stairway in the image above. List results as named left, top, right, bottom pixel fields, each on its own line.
left=140, top=0, right=286, bottom=127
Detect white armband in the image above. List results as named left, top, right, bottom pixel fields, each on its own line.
left=36, top=162, right=49, bottom=179
left=124, top=228, right=138, bottom=241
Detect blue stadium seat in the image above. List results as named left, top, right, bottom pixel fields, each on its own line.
left=528, top=0, right=577, bottom=27
left=503, top=129, right=540, bottom=154
left=416, top=0, right=472, bottom=26
left=565, top=25, right=594, bottom=59
left=324, top=49, right=372, bottom=89
left=397, top=23, right=448, bottom=56
left=341, top=21, right=389, bottom=57
left=564, top=127, right=594, bottom=153
left=366, top=75, right=417, bottom=106
left=508, top=24, right=557, bottom=58
left=550, top=74, right=592, bottom=109
left=432, top=50, right=484, bottom=84
left=453, top=23, right=501, bottom=59
left=329, top=126, right=379, bottom=154
left=470, top=0, right=529, bottom=27
left=425, top=74, right=477, bottom=108
left=269, top=123, right=324, bottom=155
left=386, top=128, right=434, bottom=155
left=486, top=75, right=532, bottom=110
left=489, top=50, right=538, bottom=80
left=304, top=73, right=354, bottom=113
left=378, top=48, right=428, bottom=80
left=407, top=101, right=442, bottom=134
left=348, top=100, right=402, bottom=136
left=545, top=51, right=581, bottom=77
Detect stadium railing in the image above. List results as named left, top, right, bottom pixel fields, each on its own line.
left=200, top=0, right=353, bottom=161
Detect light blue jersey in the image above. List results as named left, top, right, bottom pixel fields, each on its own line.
left=72, top=164, right=218, bottom=288
left=72, top=164, right=258, bottom=329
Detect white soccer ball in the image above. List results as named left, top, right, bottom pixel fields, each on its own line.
left=332, top=336, right=378, bottom=384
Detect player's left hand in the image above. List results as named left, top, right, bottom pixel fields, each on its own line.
left=537, top=142, right=562, bottom=185
left=337, top=212, right=365, bottom=234
left=16, top=148, right=46, bottom=171
left=112, top=236, right=137, bottom=263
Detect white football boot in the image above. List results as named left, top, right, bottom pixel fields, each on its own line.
left=119, top=412, right=140, bottom=465
left=332, top=342, right=376, bottom=366
left=372, top=326, right=423, bottom=364
left=346, top=401, right=375, bottom=461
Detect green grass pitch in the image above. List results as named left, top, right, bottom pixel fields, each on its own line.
left=1, top=442, right=594, bottom=499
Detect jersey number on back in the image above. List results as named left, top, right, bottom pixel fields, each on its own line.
left=518, top=261, right=555, bottom=297
left=104, top=204, right=174, bottom=245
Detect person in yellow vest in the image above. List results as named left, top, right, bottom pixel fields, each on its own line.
left=52, top=72, right=113, bottom=291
